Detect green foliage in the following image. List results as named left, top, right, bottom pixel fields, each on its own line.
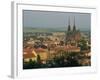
left=23, top=52, right=82, bottom=69
left=78, top=39, right=89, bottom=50
left=37, top=55, right=41, bottom=63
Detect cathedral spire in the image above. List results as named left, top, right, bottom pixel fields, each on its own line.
left=73, top=16, right=76, bottom=31
left=68, top=17, right=71, bottom=31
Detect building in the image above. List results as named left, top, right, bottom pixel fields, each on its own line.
left=23, top=47, right=37, bottom=62
left=64, top=45, right=80, bottom=53
left=34, top=48, right=48, bottom=61
left=65, top=17, right=81, bottom=44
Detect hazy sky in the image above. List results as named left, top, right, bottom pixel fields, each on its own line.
left=23, top=10, right=91, bottom=31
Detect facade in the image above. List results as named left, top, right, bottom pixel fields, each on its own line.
left=35, top=48, right=48, bottom=61
left=23, top=47, right=37, bottom=62
left=65, top=17, right=81, bottom=44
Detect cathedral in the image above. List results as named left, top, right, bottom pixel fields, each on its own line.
left=65, top=17, right=81, bottom=45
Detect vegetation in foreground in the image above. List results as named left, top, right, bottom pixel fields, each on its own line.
left=23, top=52, right=90, bottom=69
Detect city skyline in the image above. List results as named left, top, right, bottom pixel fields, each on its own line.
left=23, top=10, right=91, bottom=31
left=23, top=10, right=91, bottom=69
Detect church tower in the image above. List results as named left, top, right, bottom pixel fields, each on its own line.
left=68, top=17, right=71, bottom=31
left=65, top=16, right=81, bottom=45
left=73, top=17, right=76, bottom=31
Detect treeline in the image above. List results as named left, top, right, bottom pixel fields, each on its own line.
left=23, top=52, right=82, bottom=69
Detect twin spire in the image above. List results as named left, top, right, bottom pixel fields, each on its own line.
left=67, top=17, right=76, bottom=31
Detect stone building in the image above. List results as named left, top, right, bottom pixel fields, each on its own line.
left=65, top=17, right=81, bottom=44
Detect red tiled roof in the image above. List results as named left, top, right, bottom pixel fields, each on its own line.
left=23, top=53, right=36, bottom=59
left=23, top=47, right=33, bottom=53
left=34, top=48, right=46, bottom=52
left=54, top=45, right=80, bottom=52
left=23, top=47, right=36, bottom=59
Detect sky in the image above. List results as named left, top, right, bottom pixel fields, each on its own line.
left=23, top=10, right=91, bottom=31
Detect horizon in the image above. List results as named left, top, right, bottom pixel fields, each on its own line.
left=23, top=27, right=90, bottom=32
left=23, top=10, right=91, bottom=31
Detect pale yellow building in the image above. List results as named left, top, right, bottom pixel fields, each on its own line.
left=23, top=47, right=37, bottom=62
left=35, top=48, right=48, bottom=61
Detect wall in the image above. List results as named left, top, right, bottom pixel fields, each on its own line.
left=0, top=0, right=99, bottom=80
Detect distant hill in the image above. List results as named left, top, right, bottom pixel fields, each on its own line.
left=23, top=27, right=90, bottom=33
left=23, top=27, right=67, bottom=32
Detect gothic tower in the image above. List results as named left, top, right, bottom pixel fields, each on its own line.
left=68, top=17, right=71, bottom=31
left=73, top=17, right=76, bottom=31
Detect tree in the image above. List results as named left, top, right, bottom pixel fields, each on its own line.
left=37, top=55, right=41, bottom=63
left=78, top=39, right=88, bottom=50
left=66, top=52, right=81, bottom=66
left=60, top=41, right=64, bottom=46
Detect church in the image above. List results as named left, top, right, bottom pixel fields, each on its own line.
left=65, top=17, right=81, bottom=45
